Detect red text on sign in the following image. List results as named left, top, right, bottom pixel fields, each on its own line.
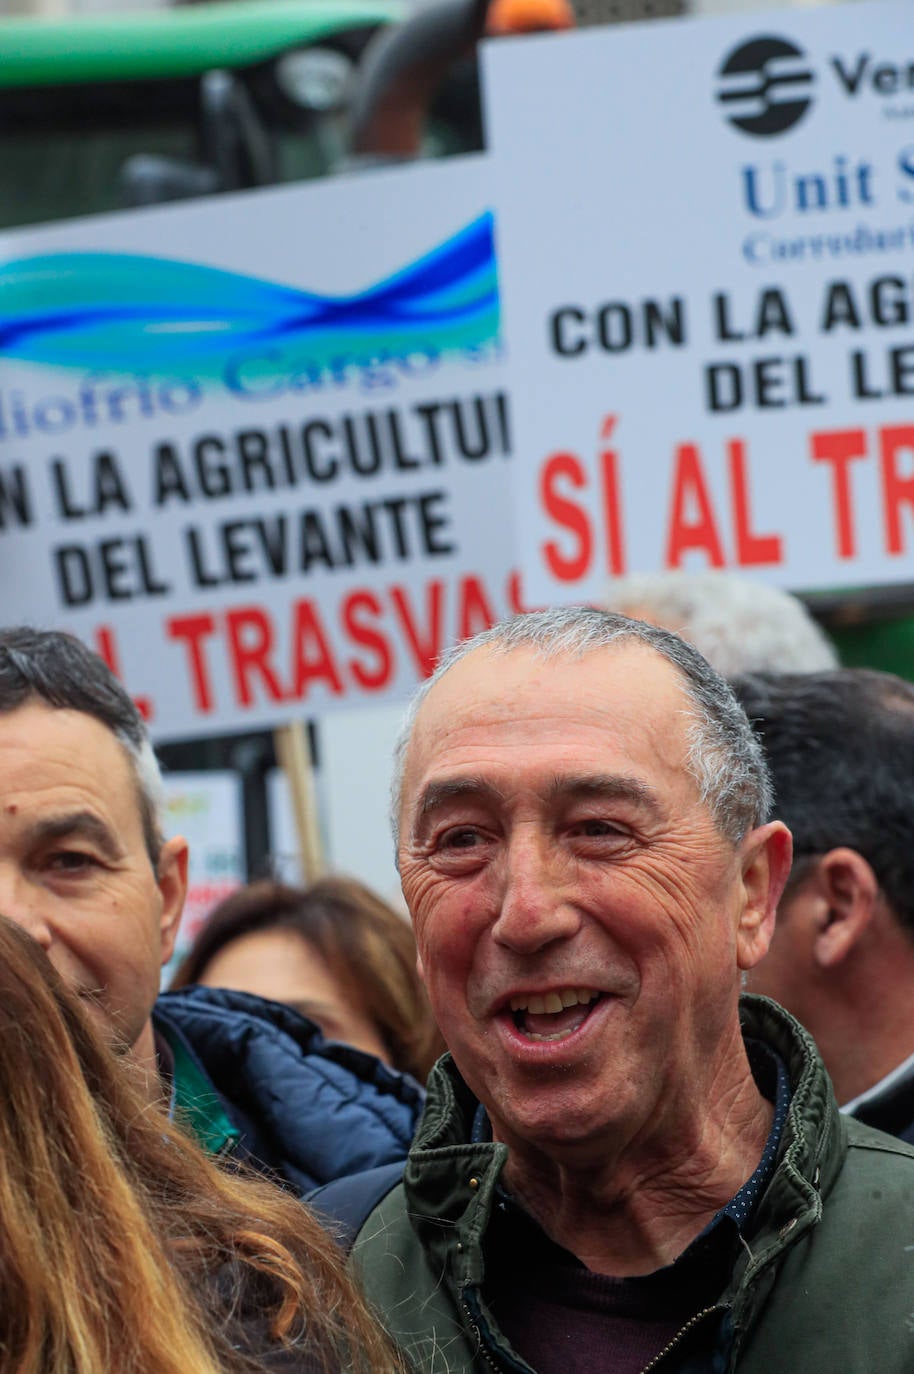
left=810, top=424, right=914, bottom=559
left=164, top=570, right=525, bottom=715
left=539, top=415, right=627, bottom=581
left=665, top=438, right=783, bottom=569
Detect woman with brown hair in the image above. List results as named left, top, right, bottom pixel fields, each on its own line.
left=0, top=915, right=402, bottom=1374
left=171, top=877, right=445, bottom=1083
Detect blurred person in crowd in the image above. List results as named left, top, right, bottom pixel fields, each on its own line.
left=602, top=569, right=838, bottom=675
left=316, top=607, right=914, bottom=1374
left=733, top=668, right=914, bottom=1143
left=0, top=626, right=423, bottom=1194
left=171, top=876, right=445, bottom=1083
left=0, top=915, right=403, bottom=1374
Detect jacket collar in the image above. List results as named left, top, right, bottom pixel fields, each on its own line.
left=731, top=996, right=843, bottom=1281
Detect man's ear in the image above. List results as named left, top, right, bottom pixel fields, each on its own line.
left=736, top=820, right=793, bottom=971
left=811, top=847, right=878, bottom=969
left=156, top=835, right=189, bottom=967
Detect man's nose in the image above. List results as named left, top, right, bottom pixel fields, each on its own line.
left=0, top=872, right=53, bottom=950
left=491, top=833, right=581, bottom=955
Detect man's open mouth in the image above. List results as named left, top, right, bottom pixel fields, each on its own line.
left=507, top=988, right=602, bottom=1042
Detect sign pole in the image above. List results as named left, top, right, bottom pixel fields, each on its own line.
left=273, top=721, right=325, bottom=882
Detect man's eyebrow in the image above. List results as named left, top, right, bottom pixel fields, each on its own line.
left=545, top=774, right=663, bottom=815
left=413, top=777, right=508, bottom=828
left=30, top=811, right=123, bottom=859
left=411, top=773, right=662, bottom=834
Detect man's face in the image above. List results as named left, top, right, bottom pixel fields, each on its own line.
left=0, top=701, right=186, bottom=1056
left=399, top=643, right=777, bottom=1156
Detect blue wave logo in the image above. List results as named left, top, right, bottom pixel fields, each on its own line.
left=0, top=213, right=500, bottom=382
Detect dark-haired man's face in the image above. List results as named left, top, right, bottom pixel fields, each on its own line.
left=0, top=702, right=186, bottom=1075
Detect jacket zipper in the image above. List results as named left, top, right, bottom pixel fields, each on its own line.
left=461, top=1293, right=531, bottom=1374
left=639, top=1304, right=724, bottom=1373
left=461, top=1301, right=504, bottom=1374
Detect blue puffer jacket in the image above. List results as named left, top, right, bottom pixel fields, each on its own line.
left=152, top=985, right=425, bottom=1195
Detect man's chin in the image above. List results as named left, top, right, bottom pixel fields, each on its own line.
left=490, top=1087, right=632, bottom=1156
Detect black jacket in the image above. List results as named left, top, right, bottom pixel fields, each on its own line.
left=846, top=1058, right=914, bottom=1144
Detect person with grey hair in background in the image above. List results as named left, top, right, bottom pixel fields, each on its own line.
left=602, top=569, right=838, bottom=675
left=314, top=606, right=914, bottom=1374
left=0, top=626, right=423, bottom=1195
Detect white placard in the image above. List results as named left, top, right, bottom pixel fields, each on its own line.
left=483, top=0, right=914, bottom=604
left=0, top=156, right=519, bottom=739
left=161, top=770, right=244, bottom=979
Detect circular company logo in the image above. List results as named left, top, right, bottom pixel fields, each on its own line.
left=716, top=36, right=814, bottom=137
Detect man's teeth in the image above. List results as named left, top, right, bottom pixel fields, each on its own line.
left=508, top=988, right=598, bottom=1015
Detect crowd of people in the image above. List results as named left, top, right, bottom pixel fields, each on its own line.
left=2, top=573, right=914, bottom=1372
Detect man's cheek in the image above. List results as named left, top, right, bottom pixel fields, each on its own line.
left=399, top=857, right=442, bottom=914
left=415, top=907, right=477, bottom=988
left=423, top=968, right=476, bottom=1051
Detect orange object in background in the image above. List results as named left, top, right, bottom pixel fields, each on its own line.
left=486, top=0, right=576, bottom=35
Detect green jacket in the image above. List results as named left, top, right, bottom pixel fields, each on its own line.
left=351, top=997, right=914, bottom=1373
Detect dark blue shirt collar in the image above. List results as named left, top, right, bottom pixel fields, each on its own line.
left=714, top=1038, right=790, bottom=1234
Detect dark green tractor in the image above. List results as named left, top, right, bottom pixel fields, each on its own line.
left=0, top=0, right=404, bottom=229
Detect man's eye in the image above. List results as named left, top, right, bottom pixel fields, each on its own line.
left=440, top=827, right=482, bottom=850
left=47, top=851, right=97, bottom=872
left=571, top=819, right=625, bottom=839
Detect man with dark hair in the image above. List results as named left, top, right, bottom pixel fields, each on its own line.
left=733, top=668, right=914, bottom=1142
left=319, top=607, right=914, bottom=1373
left=0, top=626, right=422, bottom=1192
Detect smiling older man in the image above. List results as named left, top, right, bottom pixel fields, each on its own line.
left=329, top=607, right=914, bottom=1374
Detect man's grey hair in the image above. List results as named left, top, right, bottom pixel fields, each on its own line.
left=602, top=570, right=838, bottom=676
left=0, top=627, right=165, bottom=866
left=391, top=606, right=772, bottom=851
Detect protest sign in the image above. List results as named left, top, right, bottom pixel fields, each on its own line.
left=483, top=0, right=914, bottom=604
left=0, top=155, right=519, bottom=738
left=161, top=770, right=244, bottom=977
